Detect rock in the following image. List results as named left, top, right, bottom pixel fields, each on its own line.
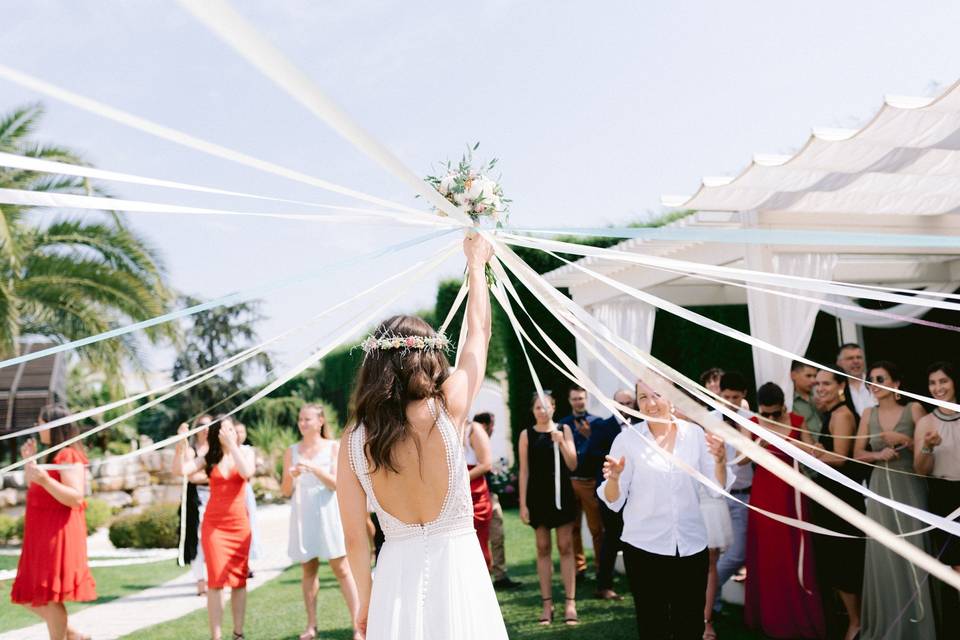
left=131, top=486, right=155, bottom=506
left=0, top=488, right=19, bottom=508
left=94, top=491, right=133, bottom=510
left=96, top=458, right=125, bottom=479
left=94, top=476, right=125, bottom=492
left=2, top=471, right=25, bottom=489
left=122, top=472, right=151, bottom=491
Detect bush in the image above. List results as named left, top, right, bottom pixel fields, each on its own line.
left=0, top=513, right=17, bottom=543
left=247, top=422, right=299, bottom=479
left=108, top=503, right=180, bottom=549
left=85, top=497, right=112, bottom=534
left=106, top=440, right=132, bottom=456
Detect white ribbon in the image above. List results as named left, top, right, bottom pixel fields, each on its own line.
left=177, top=474, right=189, bottom=567
left=0, top=64, right=428, bottom=216
left=0, top=187, right=449, bottom=227
left=176, top=0, right=473, bottom=227
left=489, top=238, right=960, bottom=591
left=4, top=240, right=460, bottom=473
left=502, top=233, right=960, bottom=312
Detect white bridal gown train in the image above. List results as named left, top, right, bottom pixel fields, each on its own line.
left=348, top=400, right=508, bottom=640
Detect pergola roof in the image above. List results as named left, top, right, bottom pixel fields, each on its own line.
left=545, top=80, right=960, bottom=307
left=661, top=81, right=960, bottom=216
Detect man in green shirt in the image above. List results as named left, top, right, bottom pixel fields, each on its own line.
left=790, top=360, right=822, bottom=436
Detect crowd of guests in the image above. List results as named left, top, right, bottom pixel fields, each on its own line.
left=8, top=341, right=959, bottom=640
left=514, top=343, right=958, bottom=640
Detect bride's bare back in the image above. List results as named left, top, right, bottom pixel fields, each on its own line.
left=367, top=398, right=453, bottom=525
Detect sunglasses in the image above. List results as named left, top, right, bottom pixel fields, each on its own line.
left=759, top=409, right=784, bottom=420
left=867, top=375, right=887, bottom=383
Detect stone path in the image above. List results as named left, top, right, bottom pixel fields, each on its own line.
left=0, top=503, right=292, bottom=640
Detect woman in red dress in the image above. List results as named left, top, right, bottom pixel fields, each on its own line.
left=11, top=404, right=95, bottom=640
left=464, top=414, right=494, bottom=568
left=744, top=382, right=826, bottom=639
left=175, top=416, right=255, bottom=640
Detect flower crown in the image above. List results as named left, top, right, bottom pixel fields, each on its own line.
left=359, top=331, right=451, bottom=355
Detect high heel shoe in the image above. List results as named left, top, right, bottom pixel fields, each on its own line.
left=538, top=597, right=554, bottom=625
left=564, top=597, right=579, bottom=626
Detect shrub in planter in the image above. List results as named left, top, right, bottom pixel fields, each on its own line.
left=108, top=503, right=180, bottom=549
left=85, top=497, right=112, bottom=535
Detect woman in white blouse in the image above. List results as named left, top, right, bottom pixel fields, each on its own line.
left=599, top=380, right=727, bottom=639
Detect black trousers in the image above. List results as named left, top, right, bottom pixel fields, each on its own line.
left=622, top=544, right=708, bottom=640
left=597, top=501, right=624, bottom=590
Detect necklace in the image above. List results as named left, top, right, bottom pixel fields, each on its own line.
left=934, top=408, right=960, bottom=422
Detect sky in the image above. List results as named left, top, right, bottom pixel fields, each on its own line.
left=1, top=0, right=959, bottom=383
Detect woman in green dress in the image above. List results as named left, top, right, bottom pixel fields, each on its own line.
left=854, top=360, right=934, bottom=640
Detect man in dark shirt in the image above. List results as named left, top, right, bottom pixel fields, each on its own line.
left=590, top=388, right=635, bottom=600
left=558, top=385, right=604, bottom=579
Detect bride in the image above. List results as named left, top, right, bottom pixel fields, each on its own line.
left=337, top=234, right=508, bottom=639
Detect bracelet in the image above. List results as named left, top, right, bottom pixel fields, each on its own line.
left=921, top=446, right=935, bottom=455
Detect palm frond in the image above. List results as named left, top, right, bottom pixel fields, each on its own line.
left=0, top=103, right=44, bottom=150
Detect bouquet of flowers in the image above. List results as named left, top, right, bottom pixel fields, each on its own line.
left=425, top=143, right=510, bottom=226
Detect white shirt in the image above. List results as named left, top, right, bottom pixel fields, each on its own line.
left=709, top=408, right=754, bottom=491
left=848, top=378, right=877, bottom=416
left=597, top=419, right=727, bottom=557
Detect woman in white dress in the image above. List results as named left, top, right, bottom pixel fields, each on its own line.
left=282, top=403, right=360, bottom=640
left=337, top=234, right=507, bottom=640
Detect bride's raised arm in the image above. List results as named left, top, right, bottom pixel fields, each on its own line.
left=442, top=234, right=493, bottom=425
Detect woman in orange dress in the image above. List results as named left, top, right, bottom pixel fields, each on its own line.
left=175, top=416, right=255, bottom=640
left=11, top=404, right=95, bottom=640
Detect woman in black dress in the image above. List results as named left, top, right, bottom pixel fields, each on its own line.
left=518, top=392, right=579, bottom=626
left=810, top=370, right=865, bottom=640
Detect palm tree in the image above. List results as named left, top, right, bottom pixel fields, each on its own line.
left=0, top=103, right=176, bottom=391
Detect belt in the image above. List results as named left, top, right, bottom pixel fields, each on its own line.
left=731, top=487, right=752, bottom=495
left=571, top=476, right=595, bottom=482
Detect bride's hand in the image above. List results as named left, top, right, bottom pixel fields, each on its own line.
left=463, top=234, right=493, bottom=267
left=354, top=601, right=369, bottom=638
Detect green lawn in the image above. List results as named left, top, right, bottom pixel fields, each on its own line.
left=128, top=510, right=766, bottom=639
left=0, top=558, right=186, bottom=633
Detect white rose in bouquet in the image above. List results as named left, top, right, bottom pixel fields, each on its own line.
left=465, top=178, right=485, bottom=201
left=439, top=174, right=457, bottom=196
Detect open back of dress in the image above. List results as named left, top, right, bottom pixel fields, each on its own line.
left=347, top=399, right=507, bottom=640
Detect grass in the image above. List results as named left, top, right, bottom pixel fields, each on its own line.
left=0, top=557, right=186, bottom=633
left=127, top=510, right=767, bottom=639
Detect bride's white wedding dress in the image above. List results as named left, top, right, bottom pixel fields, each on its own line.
left=348, top=399, right=508, bottom=640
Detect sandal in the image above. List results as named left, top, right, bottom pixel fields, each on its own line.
left=232, top=633, right=245, bottom=640
left=299, top=628, right=317, bottom=640
left=538, top=597, right=554, bottom=625
left=564, top=597, right=579, bottom=626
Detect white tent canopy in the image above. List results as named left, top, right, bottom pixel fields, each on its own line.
left=545, top=81, right=960, bottom=406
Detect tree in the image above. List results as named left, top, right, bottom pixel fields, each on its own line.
left=170, top=296, right=272, bottom=424
left=0, top=103, right=176, bottom=391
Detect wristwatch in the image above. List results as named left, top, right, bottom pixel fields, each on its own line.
left=921, top=446, right=935, bottom=455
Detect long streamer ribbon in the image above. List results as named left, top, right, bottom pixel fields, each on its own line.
left=546, top=248, right=960, bottom=413
left=489, top=239, right=960, bottom=590
left=3, top=240, right=460, bottom=472
left=0, top=151, right=442, bottom=224
left=0, top=187, right=449, bottom=227
left=510, top=225, right=960, bottom=249
left=176, top=0, right=473, bottom=227
left=502, top=233, right=960, bottom=312
left=0, top=228, right=455, bottom=373
left=0, top=64, right=430, bottom=217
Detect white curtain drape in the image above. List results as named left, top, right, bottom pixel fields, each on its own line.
left=746, top=252, right=838, bottom=400
left=577, top=299, right=656, bottom=416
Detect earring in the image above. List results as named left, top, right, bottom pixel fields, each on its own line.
left=895, top=392, right=902, bottom=402
left=838, top=388, right=846, bottom=402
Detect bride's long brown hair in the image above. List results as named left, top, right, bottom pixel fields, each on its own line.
left=348, top=315, right=450, bottom=474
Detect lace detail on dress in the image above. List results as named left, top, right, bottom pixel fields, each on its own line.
left=348, top=399, right=475, bottom=542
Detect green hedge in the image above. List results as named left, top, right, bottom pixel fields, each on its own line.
left=85, top=497, right=112, bottom=535
left=0, top=513, right=19, bottom=543
left=109, top=503, right=180, bottom=549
